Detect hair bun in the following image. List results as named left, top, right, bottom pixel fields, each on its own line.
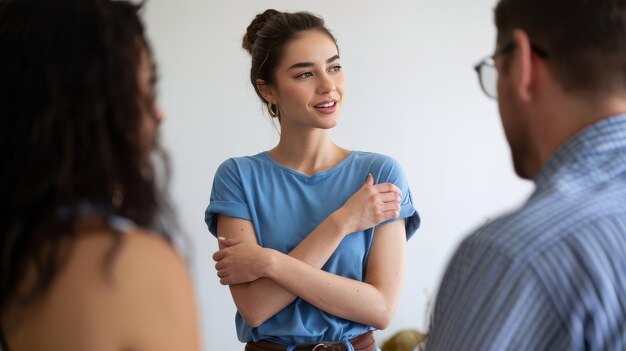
left=242, top=9, right=281, bottom=54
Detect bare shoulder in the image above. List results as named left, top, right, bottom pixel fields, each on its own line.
left=63, top=228, right=199, bottom=350
left=5, top=227, right=199, bottom=351
left=99, top=228, right=200, bottom=350
left=64, top=227, right=188, bottom=290
left=113, top=228, right=188, bottom=279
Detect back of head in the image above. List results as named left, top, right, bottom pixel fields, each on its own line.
left=495, top=0, right=626, bottom=93
left=0, top=0, right=167, bottom=310
left=242, top=9, right=337, bottom=104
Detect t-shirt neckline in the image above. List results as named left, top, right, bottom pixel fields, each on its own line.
left=260, top=150, right=356, bottom=179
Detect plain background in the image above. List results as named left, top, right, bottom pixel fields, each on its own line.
left=142, top=0, right=533, bottom=349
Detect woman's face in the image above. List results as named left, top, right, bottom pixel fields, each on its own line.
left=137, top=49, right=164, bottom=159
left=266, top=30, right=344, bottom=131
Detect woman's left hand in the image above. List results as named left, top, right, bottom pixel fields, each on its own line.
left=212, top=238, right=272, bottom=285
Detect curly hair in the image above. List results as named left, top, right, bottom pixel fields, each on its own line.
left=0, top=0, right=173, bottom=311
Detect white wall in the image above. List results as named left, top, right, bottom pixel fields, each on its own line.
left=143, top=1, right=533, bottom=349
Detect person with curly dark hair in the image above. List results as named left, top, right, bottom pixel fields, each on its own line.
left=0, top=0, right=200, bottom=350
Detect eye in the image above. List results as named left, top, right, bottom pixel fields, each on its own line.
left=296, top=72, right=313, bottom=79
left=329, top=65, right=342, bottom=72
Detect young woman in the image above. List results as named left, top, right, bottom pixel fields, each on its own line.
left=0, top=1, right=200, bottom=350
left=205, top=9, right=420, bottom=351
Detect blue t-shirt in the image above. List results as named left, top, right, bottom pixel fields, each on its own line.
left=205, top=150, right=420, bottom=345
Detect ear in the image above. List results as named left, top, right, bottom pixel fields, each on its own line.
left=510, top=29, right=534, bottom=102
left=256, top=79, right=277, bottom=104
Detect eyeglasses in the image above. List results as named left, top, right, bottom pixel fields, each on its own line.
left=474, top=42, right=549, bottom=99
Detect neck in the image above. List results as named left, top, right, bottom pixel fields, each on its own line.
left=531, top=91, right=626, bottom=176
left=270, top=129, right=349, bottom=176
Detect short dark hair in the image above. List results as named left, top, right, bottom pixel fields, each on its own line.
left=495, top=0, right=626, bottom=92
left=242, top=9, right=338, bottom=104
left=0, top=0, right=173, bottom=310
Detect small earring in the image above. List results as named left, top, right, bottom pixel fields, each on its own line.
left=267, top=102, right=280, bottom=118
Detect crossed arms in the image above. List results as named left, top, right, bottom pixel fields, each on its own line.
left=212, top=175, right=407, bottom=329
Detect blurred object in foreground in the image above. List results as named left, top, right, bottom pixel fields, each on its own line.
left=381, top=329, right=427, bottom=351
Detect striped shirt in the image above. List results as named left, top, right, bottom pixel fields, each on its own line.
left=427, top=115, right=626, bottom=351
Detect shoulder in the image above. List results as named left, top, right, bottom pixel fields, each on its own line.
left=460, top=186, right=626, bottom=268
left=113, top=229, right=188, bottom=282
left=61, top=227, right=191, bottom=304
left=32, top=227, right=198, bottom=349
left=218, top=152, right=268, bottom=170
left=352, top=151, right=404, bottom=173
left=350, top=151, right=406, bottom=181
left=444, top=201, right=626, bottom=341
left=214, top=152, right=271, bottom=179
left=351, top=151, right=401, bottom=167
left=105, top=229, right=199, bottom=349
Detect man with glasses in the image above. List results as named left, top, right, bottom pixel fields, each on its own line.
left=426, top=0, right=626, bottom=350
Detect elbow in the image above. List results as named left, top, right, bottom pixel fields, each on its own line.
left=237, top=304, right=268, bottom=328
left=243, top=315, right=265, bottom=329
left=368, top=304, right=394, bottom=330
left=370, top=313, right=392, bottom=330
left=231, top=285, right=275, bottom=328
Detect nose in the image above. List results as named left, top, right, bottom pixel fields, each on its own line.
left=316, top=73, right=336, bottom=95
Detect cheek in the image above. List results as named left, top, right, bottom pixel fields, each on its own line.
left=278, top=84, right=309, bottom=108
left=496, top=74, right=505, bottom=99
left=139, top=107, right=159, bottom=150
left=140, top=117, right=154, bottom=148
left=333, top=74, right=345, bottom=95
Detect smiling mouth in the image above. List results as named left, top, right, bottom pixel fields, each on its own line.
left=315, top=101, right=337, bottom=108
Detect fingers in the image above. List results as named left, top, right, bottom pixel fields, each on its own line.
left=217, top=270, right=229, bottom=285
left=212, top=250, right=224, bottom=261
left=381, top=202, right=401, bottom=215
left=213, top=238, right=258, bottom=262
left=380, top=210, right=400, bottom=222
left=378, top=192, right=402, bottom=204
left=361, top=175, right=401, bottom=196
left=218, top=236, right=241, bottom=247
left=372, top=182, right=402, bottom=197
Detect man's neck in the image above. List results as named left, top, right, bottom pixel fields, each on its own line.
left=531, top=91, right=626, bottom=176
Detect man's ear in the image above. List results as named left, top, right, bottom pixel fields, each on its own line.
left=510, top=29, right=534, bottom=102
left=256, top=79, right=277, bottom=104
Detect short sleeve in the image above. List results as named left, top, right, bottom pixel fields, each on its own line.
left=372, top=156, right=420, bottom=240
left=204, top=159, right=251, bottom=237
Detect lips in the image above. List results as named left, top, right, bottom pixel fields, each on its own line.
left=315, top=101, right=335, bottom=108
left=314, top=100, right=338, bottom=114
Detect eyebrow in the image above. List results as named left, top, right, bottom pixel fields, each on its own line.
left=288, top=55, right=340, bottom=70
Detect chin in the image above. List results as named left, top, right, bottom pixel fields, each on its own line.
left=318, top=117, right=339, bottom=129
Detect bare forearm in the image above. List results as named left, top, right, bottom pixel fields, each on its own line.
left=218, top=179, right=403, bottom=327
left=289, top=211, right=347, bottom=265
left=230, top=213, right=349, bottom=326
left=265, top=250, right=399, bottom=329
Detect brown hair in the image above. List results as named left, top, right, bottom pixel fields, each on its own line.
left=495, top=0, right=626, bottom=92
left=242, top=9, right=338, bottom=103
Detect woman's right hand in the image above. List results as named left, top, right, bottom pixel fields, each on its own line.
left=334, top=174, right=402, bottom=235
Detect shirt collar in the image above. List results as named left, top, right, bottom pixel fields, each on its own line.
left=533, top=114, right=626, bottom=194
